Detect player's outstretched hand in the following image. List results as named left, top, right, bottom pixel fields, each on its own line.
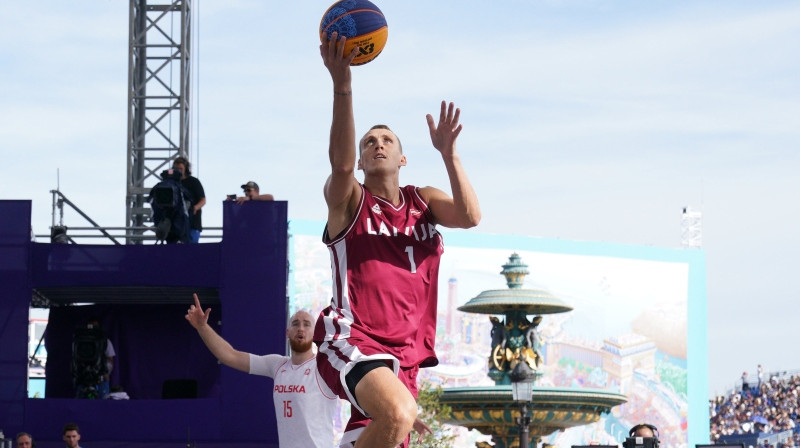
left=426, top=101, right=462, bottom=157
left=185, top=293, right=211, bottom=330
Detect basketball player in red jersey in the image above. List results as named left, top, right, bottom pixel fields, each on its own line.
left=314, top=32, right=481, bottom=448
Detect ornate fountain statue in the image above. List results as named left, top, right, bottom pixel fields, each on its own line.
left=489, top=312, right=542, bottom=381
left=440, top=253, right=627, bottom=448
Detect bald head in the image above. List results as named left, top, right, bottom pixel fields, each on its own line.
left=287, top=310, right=315, bottom=354
left=290, top=310, right=313, bottom=326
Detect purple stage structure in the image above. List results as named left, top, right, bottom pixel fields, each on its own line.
left=0, top=200, right=288, bottom=447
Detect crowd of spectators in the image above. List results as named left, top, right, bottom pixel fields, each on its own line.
left=710, top=370, right=800, bottom=447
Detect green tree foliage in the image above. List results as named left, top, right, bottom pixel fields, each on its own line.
left=413, top=381, right=457, bottom=448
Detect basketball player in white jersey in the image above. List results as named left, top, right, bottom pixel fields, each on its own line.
left=186, top=294, right=338, bottom=447
left=314, top=32, right=481, bottom=448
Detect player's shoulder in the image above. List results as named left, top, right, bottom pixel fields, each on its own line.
left=251, top=353, right=290, bottom=373
left=414, top=185, right=446, bottom=201
left=411, top=186, right=450, bottom=216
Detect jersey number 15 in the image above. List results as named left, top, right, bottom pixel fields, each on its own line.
left=283, top=400, right=293, bottom=417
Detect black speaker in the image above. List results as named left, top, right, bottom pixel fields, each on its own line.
left=51, top=225, right=69, bottom=244
left=161, top=379, right=198, bottom=399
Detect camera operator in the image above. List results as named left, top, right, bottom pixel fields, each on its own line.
left=623, top=423, right=660, bottom=448
left=88, top=317, right=115, bottom=398
left=72, top=317, right=115, bottom=399
left=172, top=157, right=205, bottom=243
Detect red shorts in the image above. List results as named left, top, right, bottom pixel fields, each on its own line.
left=316, top=338, right=419, bottom=447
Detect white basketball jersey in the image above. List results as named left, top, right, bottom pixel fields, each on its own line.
left=250, top=354, right=338, bottom=448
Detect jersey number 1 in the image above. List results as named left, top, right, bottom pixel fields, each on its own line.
left=405, top=246, right=417, bottom=273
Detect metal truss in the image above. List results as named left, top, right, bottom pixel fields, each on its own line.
left=125, top=0, right=192, bottom=244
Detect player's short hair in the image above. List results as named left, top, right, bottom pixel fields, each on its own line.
left=359, top=124, right=403, bottom=154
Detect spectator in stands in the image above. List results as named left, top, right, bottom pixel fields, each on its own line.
left=62, top=423, right=82, bottom=448
left=15, top=432, right=33, bottom=448
left=172, top=157, right=205, bottom=243
left=710, top=373, right=800, bottom=443
left=758, top=364, right=764, bottom=389
left=743, top=371, right=750, bottom=393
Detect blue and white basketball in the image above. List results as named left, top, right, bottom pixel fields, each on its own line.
left=320, top=0, right=388, bottom=66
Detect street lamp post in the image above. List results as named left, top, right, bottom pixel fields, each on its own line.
left=517, top=400, right=531, bottom=448
left=510, top=360, right=536, bottom=448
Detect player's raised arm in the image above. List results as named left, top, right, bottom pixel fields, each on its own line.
left=186, top=294, right=250, bottom=373
left=321, top=32, right=362, bottom=236
left=422, top=101, right=481, bottom=229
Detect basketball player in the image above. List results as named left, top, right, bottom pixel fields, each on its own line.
left=314, top=32, right=481, bottom=448
left=186, top=294, right=338, bottom=448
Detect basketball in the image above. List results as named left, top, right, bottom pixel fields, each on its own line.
left=320, top=0, right=388, bottom=66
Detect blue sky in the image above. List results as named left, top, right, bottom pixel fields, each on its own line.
left=1, top=1, right=798, bottom=397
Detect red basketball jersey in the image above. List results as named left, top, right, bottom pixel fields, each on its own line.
left=315, top=184, right=444, bottom=368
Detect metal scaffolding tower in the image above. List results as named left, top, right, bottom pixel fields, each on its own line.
left=125, top=0, right=192, bottom=244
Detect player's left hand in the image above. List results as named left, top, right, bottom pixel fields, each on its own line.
left=185, top=293, right=211, bottom=329
left=426, top=100, right=462, bottom=157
